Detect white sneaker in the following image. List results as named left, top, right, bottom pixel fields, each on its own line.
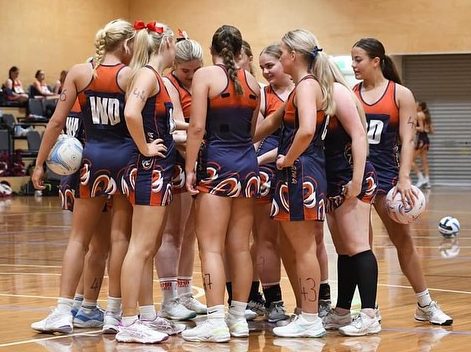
left=180, top=293, right=207, bottom=314
left=375, top=305, right=382, bottom=323
left=182, top=318, right=230, bottom=342
left=273, top=315, right=326, bottom=338
left=161, top=298, right=197, bottom=320
left=318, top=299, right=331, bottom=319
left=31, top=309, right=73, bottom=334
left=415, top=301, right=453, bottom=326
left=322, top=309, right=351, bottom=330
left=115, top=320, right=169, bottom=344
left=244, top=309, right=257, bottom=321
left=226, top=313, right=249, bottom=337
left=141, top=316, right=186, bottom=335
left=339, top=312, right=381, bottom=336
left=102, top=311, right=121, bottom=334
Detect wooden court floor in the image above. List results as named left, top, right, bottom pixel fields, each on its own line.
left=0, top=186, right=470, bottom=351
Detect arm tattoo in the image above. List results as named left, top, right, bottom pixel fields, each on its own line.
left=59, top=89, right=67, bottom=102
left=133, top=88, right=146, bottom=102
left=407, top=116, right=415, bottom=129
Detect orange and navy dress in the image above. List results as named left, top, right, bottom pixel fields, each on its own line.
left=59, top=98, right=84, bottom=211
left=324, top=113, right=378, bottom=212
left=165, top=72, right=192, bottom=194
left=256, top=85, right=287, bottom=203
left=77, top=63, right=137, bottom=198
left=196, top=65, right=259, bottom=198
left=353, top=80, right=400, bottom=195
left=124, top=66, right=176, bottom=206
left=271, top=75, right=328, bottom=221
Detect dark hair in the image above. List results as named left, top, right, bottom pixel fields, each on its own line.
left=419, top=101, right=433, bottom=132
left=35, top=70, right=44, bottom=79
left=353, top=38, right=402, bottom=84
left=8, top=66, right=19, bottom=80
left=211, top=25, right=243, bottom=95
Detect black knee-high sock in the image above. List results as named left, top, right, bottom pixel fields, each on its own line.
left=336, top=255, right=357, bottom=310
left=351, top=250, right=378, bottom=309
left=249, top=281, right=263, bottom=302
left=262, top=284, right=282, bottom=307
left=226, top=282, right=233, bottom=305
left=319, top=283, right=331, bottom=301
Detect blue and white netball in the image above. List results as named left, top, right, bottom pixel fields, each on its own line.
left=46, top=135, right=83, bottom=176
left=386, top=185, right=426, bottom=224
left=438, top=216, right=460, bottom=237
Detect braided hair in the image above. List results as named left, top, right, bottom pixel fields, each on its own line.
left=211, top=25, right=243, bottom=95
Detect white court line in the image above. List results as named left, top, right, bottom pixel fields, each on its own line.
left=0, top=331, right=100, bottom=348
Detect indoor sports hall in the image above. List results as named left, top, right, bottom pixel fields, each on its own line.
left=0, top=1, right=470, bottom=351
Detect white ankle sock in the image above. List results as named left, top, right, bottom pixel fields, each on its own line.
left=107, top=296, right=121, bottom=314
left=122, top=315, right=138, bottom=327
left=416, top=289, right=432, bottom=307
left=301, top=312, right=319, bottom=322
left=229, top=300, right=246, bottom=318
left=82, top=299, right=97, bottom=309
left=160, top=277, right=178, bottom=304
left=139, top=305, right=157, bottom=320
left=207, top=305, right=225, bottom=320
left=57, top=297, right=74, bottom=313
left=177, top=276, right=193, bottom=296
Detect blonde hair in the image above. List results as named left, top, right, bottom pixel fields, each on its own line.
left=127, top=22, right=174, bottom=93
left=327, top=59, right=367, bottom=130
left=282, top=29, right=335, bottom=116
left=93, top=19, right=135, bottom=77
left=128, top=22, right=174, bottom=79
left=175, top=39, right=203, bottom=64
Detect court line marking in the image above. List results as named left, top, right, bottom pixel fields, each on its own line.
left=0, top=331, right=100, bottom=348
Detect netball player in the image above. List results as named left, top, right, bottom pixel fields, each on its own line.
left=412, top=101, right=433, bottom=188
left=114, top=21, right=177, bottom=344
left=352, top=37, right=452, bottom=326
left=31, top=19, right=136, bottom=334
left=182, top=25, right=260, bottom=342
left=322, top=61, right=380, bottom=336
left=254, top=29, right=330, bottom=338
left=155, top=37, right=207, bottom=320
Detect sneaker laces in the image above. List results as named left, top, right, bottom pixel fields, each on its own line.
left=350, top=314, right=364, bottom=329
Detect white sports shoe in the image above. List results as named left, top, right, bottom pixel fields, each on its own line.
left=273, top=315, right=326, bottom=338
left=102, top=311, right=121, bottom=334
left=141, top=316, right=186, bottom=335
left=116, top=320, right=169, bottom=344
left=31, top=309, right=73, bottom=334
left=339, top=312, right=381, bottom=336
left=161, top=298, right=197, bottom=320
left=180, top=293, right=207, bottom=314
left=226, top=313, right=249, bottom=337
left=244, top=309, right=257, bottom=321
left=322, top=309, right=352, bottom=330
left=415, top=301, right=453, bottom=326
left=182, top=318, right=230, bottom=342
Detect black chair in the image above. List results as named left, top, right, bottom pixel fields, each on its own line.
left=28, top=98, right=46, bottom=118
left=20, top=130, right=41, bottom=158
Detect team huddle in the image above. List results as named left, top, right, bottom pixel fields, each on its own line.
left=30, top=18, right=453, bottom=345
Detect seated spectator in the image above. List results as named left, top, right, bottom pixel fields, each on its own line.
left=3, top=66, right=29, bottom=104
left=53, top=70, right=68, bottom=94
left=31, top=70, right=58, bottom=98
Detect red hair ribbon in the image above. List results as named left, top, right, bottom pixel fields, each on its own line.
left=133, top=20, right=164, bottom=34
left=146, top=22, right=164, bottom=34
left=133, top=20, right=146, bottom=30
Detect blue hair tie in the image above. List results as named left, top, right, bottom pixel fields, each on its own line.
left=311, top=46, right=323, bottom=59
